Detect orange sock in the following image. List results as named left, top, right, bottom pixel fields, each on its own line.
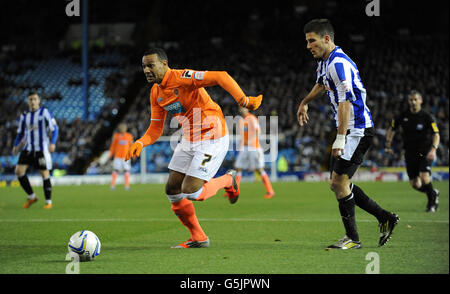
left=261, top=173, right=274, bottom=194
left=111, top=171, right=118, bottom=187
left=171, top=198, right=207, bottom=241
left=195, top=174, right=232, bottom=201
left=124, top=172, right=130, bottom=188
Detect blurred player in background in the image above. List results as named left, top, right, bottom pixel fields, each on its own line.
left=297, top=19, right=399, bottom=250
left=235, top=106, right=274, bottom=198
left=109, top=123, right=133, bottom=190
left=385, top=90, right=440, bottom=212
left=126, top=48, right=262, bottom=248
left=12, top=92, right=59, bottom=209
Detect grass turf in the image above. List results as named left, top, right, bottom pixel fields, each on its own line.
left=0, top=180, right=448, bottom=274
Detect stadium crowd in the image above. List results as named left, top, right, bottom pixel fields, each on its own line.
left=0, top=2, right=448, bottom=176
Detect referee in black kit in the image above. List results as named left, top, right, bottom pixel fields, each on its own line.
left=385, top=90, right=440, bottom=212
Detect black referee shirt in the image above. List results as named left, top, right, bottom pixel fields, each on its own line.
left=391, top=109, right=439, bottom=154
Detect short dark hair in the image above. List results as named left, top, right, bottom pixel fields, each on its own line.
left=27, top=91, right=40, bottom=98
left=303, top=19, right=335, bottom=41
left=143, top=47, right=168, bottom=62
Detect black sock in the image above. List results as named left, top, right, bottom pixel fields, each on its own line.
left=338, top=193, right=359, bottom=242
left=43, top=178, right=52, bottom=201
left=351, top=183, right=390, bottom=222
left=413, top=185, right=428, bottom=193
left=421, top=182, right=436, bottom=201
left=18, top=175, right=34, bottom=196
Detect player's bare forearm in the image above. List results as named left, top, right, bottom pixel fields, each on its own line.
left=385, top=128, right=395, bottom=154
left=331, top=101, right=350, bottom=157
left=337, top=101, right=351, bottom=136
left=297, top=84, right=325, bottom=126
left=427, top=133, right=440, bottom=161
left=300, top=84, right=325, bottom=106
left=432, top=133, right=440, bottom=149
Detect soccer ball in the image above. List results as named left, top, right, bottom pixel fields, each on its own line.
left=67, top=230, right=101, bottom=262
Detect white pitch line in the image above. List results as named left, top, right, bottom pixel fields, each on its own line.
left=0, top=218, right=448, bottom=224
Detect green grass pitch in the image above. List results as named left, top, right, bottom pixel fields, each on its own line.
left=0, top=180, right=448, bottom=274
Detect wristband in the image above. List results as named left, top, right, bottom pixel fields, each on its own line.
left=332, top=134, right=346, bottom=150
left=432, top=144, right=438, bottom=150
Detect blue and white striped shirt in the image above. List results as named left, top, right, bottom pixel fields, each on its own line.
left=316, top=46, right=374, bottom=131
left=14, top=107, right=59, bottom=152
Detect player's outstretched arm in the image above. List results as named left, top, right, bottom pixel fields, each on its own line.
left=297, top=83, right=325, bottom=126
left=125, top=119, right=165, bottom=161
left=192, top=71, right=263, bottom=110
left=125, top=105, right=166, bottom=161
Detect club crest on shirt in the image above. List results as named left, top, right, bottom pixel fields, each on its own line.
left=157, top=97, right=163, bottom=103
left=173, top=89, right=179, bottom=96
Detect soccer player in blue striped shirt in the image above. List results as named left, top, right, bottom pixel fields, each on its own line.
left=297, top=19, right=399, bottom=249
left=12, top=92, right=59, bottom=209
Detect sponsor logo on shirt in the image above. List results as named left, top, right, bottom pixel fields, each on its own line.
left=194, top=71, right=205, bottom=80
left=164, top=101, right=186, bottom=114
left=180, top=70, right=193, bottom=79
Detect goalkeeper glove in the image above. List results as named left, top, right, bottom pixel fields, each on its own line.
left=126, top=141, right=144, bottom=161
left=239, top=95, right=263, bottom=111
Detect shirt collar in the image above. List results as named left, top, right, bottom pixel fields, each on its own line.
left=158, top=68, right=171, bottom=88
left=325, top=46, right=340, bottom=62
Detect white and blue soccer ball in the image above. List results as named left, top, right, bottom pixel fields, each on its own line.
left=67, top=230, right=101, bottom=262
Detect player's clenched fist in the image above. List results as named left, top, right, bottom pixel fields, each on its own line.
left=126, top=141, right=144, bottom=161
left=239, top=95, right=263, bottom=111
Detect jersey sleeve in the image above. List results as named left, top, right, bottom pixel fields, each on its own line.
left=390, top=113, right=401, bottom=131
left=43, top=108, right=58, bottom=144
left=14, top=114, right=26, bottom=147
left=138, top=90, right=167, bottom=146
left=246, top=116, right=259, bottom=141
left=109, top=134, right=117, bottom=157
left=428, top=113, right=439, bottom=133
left=176, top=70, right=246, bottom=104
left=329, top=61, right=354, bottom=103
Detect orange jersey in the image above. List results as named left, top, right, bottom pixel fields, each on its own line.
left=140, top=69, right=247, bottom=144
left=109, top=132, right=133, bottom=159
left=239, top=113, right=260, bottom=149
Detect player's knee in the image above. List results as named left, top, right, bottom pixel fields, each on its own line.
left=165, top=183, right=181, bottom=196
left=419, top=173, right=431, bottom=184
left=181, top=182, right=203, bottom=194
left=15, top=167, right=25, bottom=177
left=410, top=178, right=421, bottom=189
left=329, top=180, right=340, bottom=193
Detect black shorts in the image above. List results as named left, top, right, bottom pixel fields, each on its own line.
left=330, top=128, right=374, bottom=179
left=404, top=151, right=432, bottom=179
left=17, top=151, right=50, bottom=170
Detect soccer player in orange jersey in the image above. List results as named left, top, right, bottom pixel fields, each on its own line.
left=126, top=48, right=262, bottom=248
left=235, top=107, right=274, bottom=199
left=109, top=123, right=133, bottom=190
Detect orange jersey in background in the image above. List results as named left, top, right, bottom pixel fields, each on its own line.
left=240, top=113, right=260, bottom=149
left=109, top=132, right=133, bottom=159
